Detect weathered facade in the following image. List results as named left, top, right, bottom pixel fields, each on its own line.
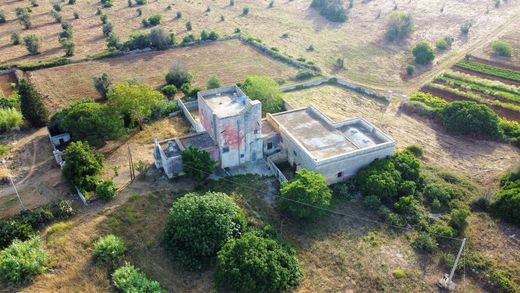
left=153, top=85, right=395, bottom=184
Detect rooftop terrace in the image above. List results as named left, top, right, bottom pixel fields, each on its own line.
left=270, top=107, right=390, bottom=161
left=198, top=85, right=249, bottom=118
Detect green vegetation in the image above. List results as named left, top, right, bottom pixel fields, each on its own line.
left=161, top=84, right=177, bottom=98
left=163, top=192, right=246, bottom=269
left=216, top=231, right=303, bottom=292
left=440, top=101, right=502, bottom=139
left=112, top=263, right=164, bottom=293
left=491, top=40, right=513, bottom=58
left=93, top=234, right=127, bottom=266
left=492, top=168, right=520, bottom=226
left=295, top=69, right=318, bottom=80
left=23, top=34, right=40, bottom=55
left=53, top=100, right=125, bottom=147
left=241, top=76, right=284, bottom=114
left=19, top=80, right=48, bottom=127
left=96, top=180, right=118, bottom=201
left=206, top=75, right=223, bottom=89
left=0, top=108, right=23, bottom=133
left=0, top=9, right=5, bottom=23
left=62, top=141, right=104, bottom=192
left=165, top=63, right=193, bottom=88
left=412, top=42, right=435, bottom=65
left=280, top=169, right=332, bottom=220
left=435, top=36, right=453, bottom=51
left=181, top=147, right=216, bottom=182
left=107, top=81, right=165, bottom=128
left=0, top=237, right=46, bottom=285
left=17, top=8, right=32, bottom=29
left=386, top=12, right=414, bottom=41
left=310, top=0, right=348, bottom=22
left=456, top=60, right=520, bottom=83
left=93, top=73, right=112, bottom=99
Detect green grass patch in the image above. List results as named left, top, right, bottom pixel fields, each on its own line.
left=456, top=60, right=520, bottom=83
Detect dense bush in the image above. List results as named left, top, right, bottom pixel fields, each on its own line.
left=295, top=69, right=318, bottom=80
left=280, top=169, right=332, bottom=220
left=0, top=108, right=23, bottom=133
left=96, top=180, right=117, bottom=201
left=94, top=234, right=127, bottom=266
left=146, top=14, right=161, bottom=26
left=19, top=207, right=54, bottom=228
left=163, top=192, right=246, bottom=269
left=241, top=75, right=284, bottom=114
left=56, top=100, right=125, bottom=146
left=161, top=84, right=177, bottom=98
left=93, top=73, right=112, bottom=98
left=413, top=232, right=438, bottom=253
left=440, top=101, right=502, bottom=139
left=492, top=169, right=520, bottom=226
left=148, top=28, right=173, bottom=50
left=215, top=232, right=303, bottom=293
left=124, top=32, right=151, bottom=50
left=423, top=183, right=452, bottom=211
left=448, top=208, right=470, bottom=233
left=62, top=141, right=104, bottom=191
left=112, top=263, right=164, bottom=293
left=0, top=237, right=46, bottom=285
left=405, top=144, right=423, bottom=157
left=412, top=42, right=435, bottom=65
left=436, top=36, right=453, bottom=50
left=23, top=34, right=40, bottom=55
left=310, top=0, right=347, bottom=22
left=386, top=12, right=414, bottom=41
left=165, top=63, right=193, bottom=88
left=406, top=64, right=415, bottom=76
left=107, top=81, right=165, bottom=128
left=19, top=79, right=48, bottom=127
left=181, top=147, right=216, bottom=182
left=355, top=158, right=401, bottom=199
left=0, top=220, right=34, bottom=249
left=492, top=40, right=513, bottom=58
left=17, top=8, right=32, bottom=29
left=206, top=75, right=223, bottom=89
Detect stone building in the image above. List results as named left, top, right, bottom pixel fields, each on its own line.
left=153, top=85, right=395, bottom=184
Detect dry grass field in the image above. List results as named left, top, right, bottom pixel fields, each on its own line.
left=2, top=0, right=520, bottom=89
left=27, top=39, right=300, bottom=113
left=284, top=84, right=520, bottom=185
left=474, top=27, right=520, bottom=66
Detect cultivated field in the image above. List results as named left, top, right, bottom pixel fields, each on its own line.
left=2, top=0, right=520, bottom=89
left=284, top=84, right=520, bottom=185
left=27, top=39, right=300, bottom=113
left=474, top=27, right=520, bottom=66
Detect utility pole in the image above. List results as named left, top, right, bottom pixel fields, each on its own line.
left=127, top=144, right=135, bottom=181
left=439, top=238, right=466, bottom=291
left=1, top=159, right=24, bottom=210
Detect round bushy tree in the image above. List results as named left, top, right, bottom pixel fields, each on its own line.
left=165, top=63, right=193, bottom=88
left=181, top=146, right=216, bottom=182
left=93, top=234, right=127, bottom=266
left=215, top=232, right=303, bottom=293
left=112, top=263, right=164, bottom=292
left=386, top=12, right=414, bottom=41
left=492, top=41, right=513, bottom=58
left=0, top=237, right=46, bottom=285
left=280, top=169, right=332, bottom=220
left=62, top=141, right=104, bottom=191
left=206, top=75, right=223, bottom=89
left=355, top=158, right=401, bottom=200
left=96, top=180, right=117, bottom=201
left=241, top=76, right=284, bottom=115
left=440, top=101, right=502, bottom=139
left=412, top=42, right=435, bottom=65
left=163, top=192, right=246, bottom=269
left=492, top=188, right=520, bottom=226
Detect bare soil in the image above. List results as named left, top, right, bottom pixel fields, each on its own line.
left=27, top=39, right=300, bottom=113
left=284, top=84, right=520, bottom=185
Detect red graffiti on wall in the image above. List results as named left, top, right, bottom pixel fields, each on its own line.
left=221, top=124, right=241, bottom=148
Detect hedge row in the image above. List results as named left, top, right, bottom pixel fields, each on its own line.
left=0, top=58, right=71, bottom=71
left=456, top=60, right=520, bottom=83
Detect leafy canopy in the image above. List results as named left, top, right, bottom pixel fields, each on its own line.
left=62, top=141, right=104, bottom=191
left=216, top=231, right=303, bottom=293
left=107, top=80, right=164, bottom=127
left=93, top=234, right=126, bottom=266
left=19, top=79, right=48, bottom=127
left=440, top=101, right=502, bottom=139
left=386, top=12, right=414, bottom=41
left=112, top=263, right=164, bottom=293
left=163, top=192, right=246, bottom=270
left=280, top=169, right=332, bottom=220
left=0, top=237, right=46, bottom=285
left=413, top=42, right=435, bottom=65
left=241, top=76, right=284, bottom=115
left=181, top=147, right=216, bottom=182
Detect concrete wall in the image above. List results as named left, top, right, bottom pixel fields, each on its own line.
left=177, top=99, right=204, bottom=133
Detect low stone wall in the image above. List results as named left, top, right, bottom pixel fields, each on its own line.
left=177, top=99, right=204, bottom=133
left=266, top=153, right=288, bottom=184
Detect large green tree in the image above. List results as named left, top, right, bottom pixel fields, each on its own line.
left=18, top=80, right=48, bottom=127
left=215, top=232, right=303, bottom=293
left=181, top=147, right=216, bottom=182
left=440, top=101, right=502, bottom=139
left=62, top=141, right=104, bottom=191
left=0, top=237, right=46, bottom=285
left=107, top=81, right=164, bottom=128
left=163, top=192, right=246, bottom=269
left=412, top=42, right=435, bottom=65
left=58, top=100, right=125, bottom=146
left=241, top=76, right=284, bottom=114
left=280, top=169, right=332, bottom=220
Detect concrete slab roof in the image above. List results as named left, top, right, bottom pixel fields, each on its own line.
left=198, top=85, right=248, bottom=118
left=270, top=107, right=388, bottom=161
left=159, top=132, right=216, bottom=158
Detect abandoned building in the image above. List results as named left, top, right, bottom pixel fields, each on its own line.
left=153, top=85, right=395, bottom=184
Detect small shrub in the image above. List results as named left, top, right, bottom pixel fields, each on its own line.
left=176, top=11, right=182, bottom=18
left=295, top=69, right=317, bottom=80
left=135, top=0, right=147, bottom=5
left=492, top=40, right=513, bottom=58
left=147, top=14, right=162, bottom=26
left=449, top=208, right=471, bottom=233
left=96, top=180, right=117, bottom=201
left=406, top=64, right=415, bottom=76
left=386, top=12, right=414, bottom=41
left=51, top=200, right=74, bottom=219
left=242, top=6, right=250, bottom=15
left=93, top=235, right=126, bottom=266
left=460, top=21, right=472, bottom=34
left=413, top=42, right=435, bottom=65
left=181, top=147, right=216, bottom=182
left=413, top=233, right=438, bottom=253
left=0, top=237, right=46, bottom=285
left=112, top=263, right=164, bottom=292
left=161, top=85, right=177, bottom=98
left=310, top=0, right=348, bottom=22
left=23, top=34, right=40, bottom=55
left=0, top=220, right=35, bottom=249
left=73, top=11, right=80, bottom=19
left=0, top=108, right=23, bottom=133
left=62, top=141, right=104, bottom=191
left=165, top=63, right=193, bottom=88
left=492, top=187, right=520, bottom=226
left=185, top=21, right=192, bottom=31
left=436, top=36, right=453, bottom=50
left=206, top=75, right=223, bottom=89
left=0, top=10, right=5, bottom=23
left=11, top=32, right=21, bottom=45
left=392, top=268, right=406, bottom=278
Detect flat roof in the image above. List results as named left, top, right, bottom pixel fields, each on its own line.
left=271, top=107, right=387, bottom=161
left=159, top=132, right=216, bottom=158
left=199, top=85, right=248, bottom=118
